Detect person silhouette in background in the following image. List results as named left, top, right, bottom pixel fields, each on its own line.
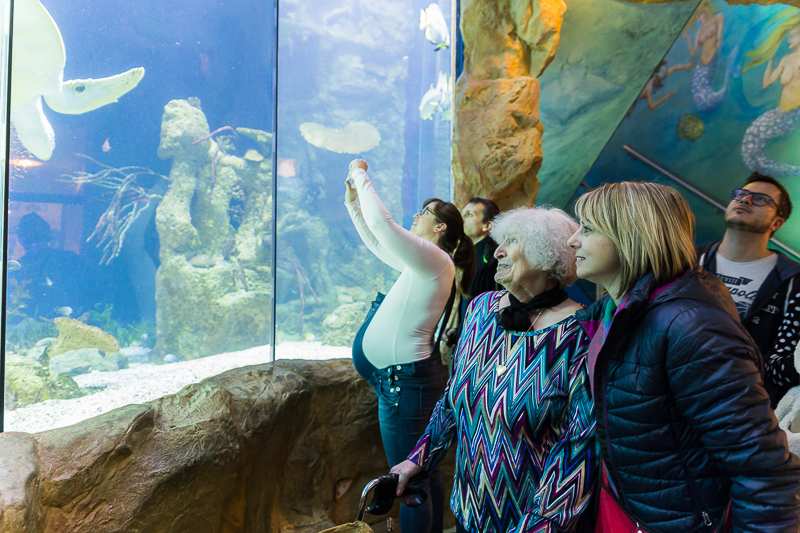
left=10, top=212, right=91, bottom=320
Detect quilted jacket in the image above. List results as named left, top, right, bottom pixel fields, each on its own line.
left=576, top=265, right=800, bottom=532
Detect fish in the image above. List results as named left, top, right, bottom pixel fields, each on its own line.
left=677, top=113, right=704, bottom=142
left=6, top=260, right=21, bottom=271
left=420, top=3, right=450, bottom=50
left=101, top=138, right=111, bottom=152
left=164, top=353, right=180, bottom=363
left=45, top=276, right=54, bottom=287
left=419, top=72, right=450, bottom=120
left=277, top=158, right=297, bottom=177
left=54, top=306, right=73, bottom=317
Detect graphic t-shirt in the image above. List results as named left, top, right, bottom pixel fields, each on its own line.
left=715, top=253, right=778, bottom=317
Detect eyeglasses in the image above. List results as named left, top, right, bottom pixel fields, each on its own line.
left=417, top=206, right=441, bottom=221
left=731, top=189, right=780, bottom=213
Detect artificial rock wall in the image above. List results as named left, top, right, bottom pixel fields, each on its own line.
left=453, top=0, right=566, bottom=210
left=0, top=360, right=392, bottom=533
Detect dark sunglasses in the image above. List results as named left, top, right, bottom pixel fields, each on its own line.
left=731, top=189, right=781, bottom=214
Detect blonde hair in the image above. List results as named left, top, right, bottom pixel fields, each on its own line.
left=573, top=182, right=696, bottom=295
left=490, top=206, right=579, bottom=288
left=743, top=8, right=800, bottom=73
left=687, top=0, right=718, bottom=29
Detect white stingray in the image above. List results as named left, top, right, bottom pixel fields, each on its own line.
left=11, top=0, right=145, bottom=160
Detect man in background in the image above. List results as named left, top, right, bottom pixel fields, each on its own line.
left=10, top=212, right=91, bottom=320
left=445, top=198, right=500, bottom=350
left=697, top=172, right=799, bottom=407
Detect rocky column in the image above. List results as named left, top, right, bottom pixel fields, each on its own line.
left=453, top=0, right=565, bottom=209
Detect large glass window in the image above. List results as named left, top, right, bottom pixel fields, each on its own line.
left=1, top=0, right=455, bottom=432
left=3, top=0, right=277, bottom=432
left=274, top=0, right=454, bottom=359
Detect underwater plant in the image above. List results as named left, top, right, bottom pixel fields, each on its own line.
left=86, top=303, right=154, bottom=348
left=283, top=257, right=320, bottom=335
left=62, top=154, right=168, bottom=265
left=6, top=278, right=32, bottom=321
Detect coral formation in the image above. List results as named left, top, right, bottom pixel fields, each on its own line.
left=4, top=354, right=82, bottom=410
left=299, top=121, right=381, bottom=154
left=49, top=348, right=129, bottom=376
left=322, top=302, right=368, bottom=346
left=154, top=99, right=274, bottom=359
left=46, top=317, right=120, bottom=359
left=62, top=155, right=167, bottom=265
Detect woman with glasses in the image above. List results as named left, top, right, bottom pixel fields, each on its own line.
left=567, top=181, right=799, bottom=532
left=345, top=159, right=475, bottom=533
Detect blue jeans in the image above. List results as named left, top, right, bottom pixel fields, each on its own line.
left=353, top=294, right=446, bottom=533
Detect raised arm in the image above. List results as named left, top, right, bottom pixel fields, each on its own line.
left=349, top=162, right=452, bottom=277
left=683, top=28, right=700, bottom=57
left=345, top=187, right=405, bottom=272
left=510, top=347, right=597, bottom=533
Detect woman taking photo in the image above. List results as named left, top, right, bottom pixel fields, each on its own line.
left=345, top=159, right=474, bottom=533
left=567, top=181, right=800, bottom=532
left=392, top=207, right=597, bottom=533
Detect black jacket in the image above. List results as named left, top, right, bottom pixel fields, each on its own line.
left=697, top=241, right=800, bottom=406
left=455, top=238, right=498, bottom=341
left=576, top=266, right=800, bottom=532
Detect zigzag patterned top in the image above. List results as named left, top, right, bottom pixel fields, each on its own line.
left=408, top=291, right=596, bottom=533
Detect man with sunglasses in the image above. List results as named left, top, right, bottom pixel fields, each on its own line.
left=698, top=172, right=799, bottom=407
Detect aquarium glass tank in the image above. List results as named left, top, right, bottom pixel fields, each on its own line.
left=1, top=0, right=453, bottom=433
left=273, top=0, right=453, bottom=356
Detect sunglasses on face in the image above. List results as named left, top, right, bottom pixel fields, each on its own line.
left=731, top=189, right=780, bottom=213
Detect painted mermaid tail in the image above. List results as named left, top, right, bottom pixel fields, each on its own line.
left=741, top=106, right=800, bottom=177
left=692, top=46, right=739, bottom=112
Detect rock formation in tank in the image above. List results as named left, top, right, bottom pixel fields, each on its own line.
left=154, top=99, right=273, bottom=359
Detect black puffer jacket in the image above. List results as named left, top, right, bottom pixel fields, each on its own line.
left=576, top=266, right=800, bottom=532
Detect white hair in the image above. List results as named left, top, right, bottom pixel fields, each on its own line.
left=490, top=206, right=579, bottom=288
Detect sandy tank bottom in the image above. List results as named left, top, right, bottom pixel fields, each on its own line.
left=5, top=342, right=351, bottom=434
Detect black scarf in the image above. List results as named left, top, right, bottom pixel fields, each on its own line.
left=498, top=286, right=568, bottom=331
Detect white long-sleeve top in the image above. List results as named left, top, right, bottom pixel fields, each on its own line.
left=345, top=168, right=455, bottom=367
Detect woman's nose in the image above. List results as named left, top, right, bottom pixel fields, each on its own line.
left=567, top=232, right=579, bottom=248
left=494, top=244, right=505, bottom=259
left=413, top=212, right=420, bottom=219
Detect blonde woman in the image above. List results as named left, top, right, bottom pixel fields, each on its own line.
left=741, top=9, right=800, bottom=176
left=567, top=182, right=800, bottom=532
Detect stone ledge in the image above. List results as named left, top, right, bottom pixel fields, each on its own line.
left=0, top=359, right=390, bottom=533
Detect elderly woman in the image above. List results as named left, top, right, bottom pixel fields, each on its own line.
left=392, top=207, right=597, bottom=533
left=567, top=182, right=800, bottom=532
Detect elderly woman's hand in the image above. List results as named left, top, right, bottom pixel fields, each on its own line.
left=390, top=459, right=423, bottom=503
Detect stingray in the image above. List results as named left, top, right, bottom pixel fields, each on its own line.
left=12, top=0, right=145, bottom=160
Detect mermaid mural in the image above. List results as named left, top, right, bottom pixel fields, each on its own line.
left=741, top=8, right=800, bottom=178
left=683, top=0, right=738, bottom=112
